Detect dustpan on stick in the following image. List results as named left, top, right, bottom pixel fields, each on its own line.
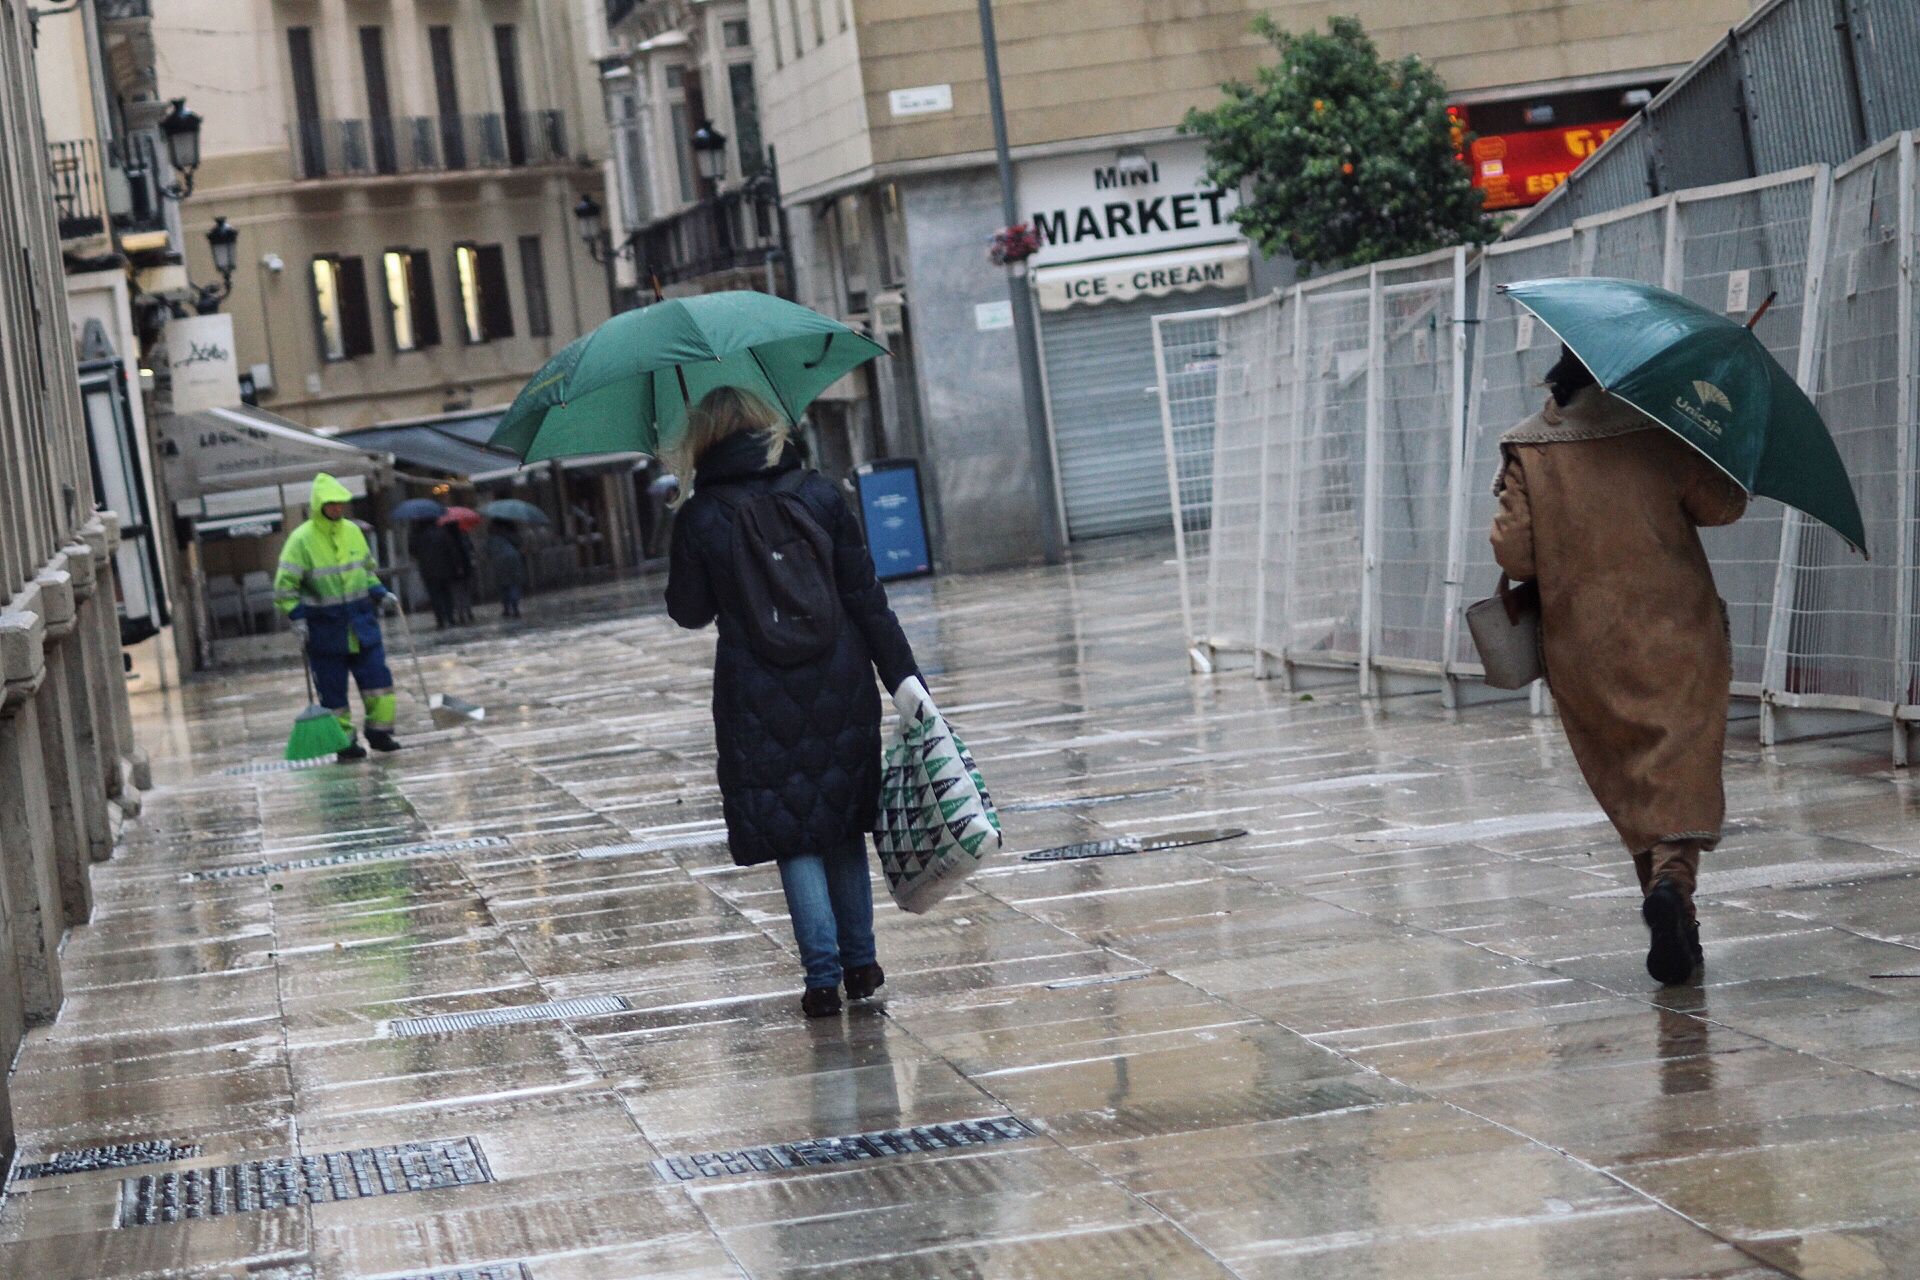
left=394, top=601, right=486, bottom=727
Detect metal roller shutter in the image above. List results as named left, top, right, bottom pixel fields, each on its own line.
left=1041, top=288, right=1241, bottom=540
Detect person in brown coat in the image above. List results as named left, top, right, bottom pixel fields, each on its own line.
left=1489, top=347, right=1748, bottom=985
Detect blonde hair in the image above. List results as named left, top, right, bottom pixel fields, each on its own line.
left=668, top=387, right=790, bottom=505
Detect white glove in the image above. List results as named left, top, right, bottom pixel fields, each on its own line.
left=891, top=675, right=932, bottom=722
left=289, top=617, right=309, bottom=645
left=378, top=593, right=401, bottom=616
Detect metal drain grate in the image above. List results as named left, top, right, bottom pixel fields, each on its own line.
left=576, top=831, right=728, bottom=859
left=117, top=1137, right=491, bottom=1227
left=183, top=836, right=512, bottom=882
left=214, top=757, right=336, bottom=777
left=652, top=1117, right=1037, bottom=1182
left=386, top=995, right=631, bottom=1038
left=393, top=1266, right=531, bottom=1280
left=1020, top=828, right=1248, bottom=862
left=14, top=1140, right=198, bottom=1181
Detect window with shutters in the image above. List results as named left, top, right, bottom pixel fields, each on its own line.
left=382, top=249, right=439, bottom=351
left=517, top=236, right=551, bottom=338
left=311, top=255, right=375, bottom=361
left=455, top=243, right=514, bottom=343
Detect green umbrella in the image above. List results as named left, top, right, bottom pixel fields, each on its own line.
left=1501, top=277, right=1867, bottom=556
left=477, top=498, right=549, bottom=525
left=489, top=291, right=886, bottom=463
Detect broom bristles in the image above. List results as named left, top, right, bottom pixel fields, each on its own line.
left=286, top=704, right=352, bottom=761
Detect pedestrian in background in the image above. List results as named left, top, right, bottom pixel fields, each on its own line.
left=412, top=519, right=469, bottom=630
left=665, top=387, right=919, bottom=1018
left=487, top=522, right=527, bottom=620
left=1489, top=347, right=1746, bottom=985
left=275, top=473, right=403, bottom=760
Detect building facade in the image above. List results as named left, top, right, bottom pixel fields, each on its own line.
left=154, top=0, right=615, bottom=430
left=2, top=0, right=150, bottom=1172
left=748, top=0, right=1748, bottom=571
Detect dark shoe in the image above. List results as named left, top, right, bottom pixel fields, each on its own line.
left=1643, top=880, right=1700, bottom=985
left=844, top=963, right=886, bottom=1001
left=801, top=986, right=842, bottom=1018
left=365, top=728, right=401, bottom=753
left=336, top=743, right=368, bottom=762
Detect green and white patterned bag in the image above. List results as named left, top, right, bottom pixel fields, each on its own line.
left=873, top=678, right=1002, bottom=913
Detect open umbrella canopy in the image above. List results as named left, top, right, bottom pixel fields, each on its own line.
left=391, top=497, right=447, bottom=522
left=439, top=506, right=482, bottom=531
left=1501, top=277, right=1867, bottom=555
left=478, top=499, right=549, bottom=525
left=488, top=291, right=886, bottom=463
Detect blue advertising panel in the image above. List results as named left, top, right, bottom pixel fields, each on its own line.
left=855, top=459, right=932, bottom=581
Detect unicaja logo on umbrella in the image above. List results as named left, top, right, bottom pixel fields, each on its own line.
left=1673, top=379, right=1733, bottom=437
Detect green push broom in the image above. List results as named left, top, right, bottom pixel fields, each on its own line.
left=285, top=642, right=353, bottom=761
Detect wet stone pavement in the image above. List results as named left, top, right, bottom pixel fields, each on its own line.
left=5, top=542, right=1920, bottom=1279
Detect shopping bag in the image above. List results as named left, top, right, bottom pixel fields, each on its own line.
left=873, top=677, right=1002, bottom=913
left=1464, top=574, right=1543, bottom=690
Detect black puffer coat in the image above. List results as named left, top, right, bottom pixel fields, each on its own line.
left=666, top=433, right=918, bottom=866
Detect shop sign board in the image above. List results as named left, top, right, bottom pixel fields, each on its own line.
left=1021, top=139, right=1241, bottom=267
left=1032, top=245, right=1249, bottom=312
left=1470, top=121, right=1624, bottom=210
left=166, top=314, right=242, bottom=414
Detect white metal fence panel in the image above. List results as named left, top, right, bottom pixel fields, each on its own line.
left=1774, top=139, right=1907, bottom=715
left=1675, top=170, right=1825, bottom=690
left=1452, top=230, right=1577, bottom=673
left=1152, top=308, right=1226, bottom=653
left=1201, top=299, right=1276, bottom=656
left=1902, top=136, right=1920, bottom=734
left=1284, top=277, right=1372, bottom=669
left=1253, top=291, right=1299, bottom=676
left=1572, top=195, right=1669, bottom=280
left=1371, top=250, right=1465, bottom=673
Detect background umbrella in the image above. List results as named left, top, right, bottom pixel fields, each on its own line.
left=488, top=291, right=886, bottom=463
left=391, top=497, right=446, bottom=521
left=438, top=506, right=482, bottom=532
left=1502, top=277, right=1867, bottom=554
left=478, top=498, right=550, bottom=525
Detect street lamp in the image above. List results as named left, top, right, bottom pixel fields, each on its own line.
left=158, top=98, right=204, bottom=200
left=574, top=192, right=638, bottom=313
left=192, top=216, right=239, bottom=314
left=690, top=120, right=727, bottom=193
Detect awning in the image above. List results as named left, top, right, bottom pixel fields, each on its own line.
left=159, top=404, right=389, bottom=514
left=331, top=408, right=646, bottom=485
left=1032, top=243, right=1250, bottom=312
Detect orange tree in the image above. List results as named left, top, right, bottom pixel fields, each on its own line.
left=1185, top=15, right=1492, bottom=270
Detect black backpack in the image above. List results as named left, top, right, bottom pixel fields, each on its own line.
left=707, top=470, right=841, bottom=665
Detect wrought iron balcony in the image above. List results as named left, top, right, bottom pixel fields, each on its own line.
left=48, top=134, right=168, bottom=244
left=634, top=189, right=783, bottom=287
left=290, top=111, right=569, bottom=180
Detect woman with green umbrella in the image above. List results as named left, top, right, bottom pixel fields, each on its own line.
left=1489, top=278, right=1866, bottom=985
left=1491, top=345, right=1749, bottom=987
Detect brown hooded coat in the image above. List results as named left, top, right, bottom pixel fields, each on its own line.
left=1489, top=387, right=1748, bottom=857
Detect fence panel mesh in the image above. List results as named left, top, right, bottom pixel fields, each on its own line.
left=1201, top=301, right=1275, bottom=654
left=1284, top=283, right=1371, bottom=665
left=1372, top=255, right=1462, bottom=669
left=1454, top=233, right=1577, bottom=669
left=1152, top=309, right=1225, bottom=648
left=1782, top=146, right=1903, bottom=706
left=1674, top=173, right=1819, bottom=688
left=1255, top=292, right=1299, bottom=668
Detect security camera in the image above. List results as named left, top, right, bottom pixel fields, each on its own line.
left=261, top=253, right=285, bottom=273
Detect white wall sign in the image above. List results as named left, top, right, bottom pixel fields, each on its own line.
left=1032, top=245, right=1248, bottom=312
left=974, top=300, right=1013, bottom=331
left=166, top=314, right=242, bottom=414
left=1724, top=268, right=1751, bottom=315
left=889, top=84, right=953, bottom=117
left=1020, top=138, right=1241, bottom=268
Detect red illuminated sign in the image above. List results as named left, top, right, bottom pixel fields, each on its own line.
left=1468, top=121, right=1625, bottom=210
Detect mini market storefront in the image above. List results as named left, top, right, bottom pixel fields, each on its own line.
left=1022, top=139, right=1251, bottom=541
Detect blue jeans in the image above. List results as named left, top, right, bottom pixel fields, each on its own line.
left=778, top=838, right=876, bottom=989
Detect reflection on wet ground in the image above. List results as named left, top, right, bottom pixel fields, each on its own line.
left=4, top=542, right=1918, bottom=1278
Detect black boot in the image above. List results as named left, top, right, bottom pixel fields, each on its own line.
left=844, top=963, right=885, bottom=1001
left=1643, top=880, right=1701, bottom=985
left=336, top=740, right=368, bottom=762
left=365, top=728, right=402, bottom=753
left=801, top=986, right=842, bottom=1018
